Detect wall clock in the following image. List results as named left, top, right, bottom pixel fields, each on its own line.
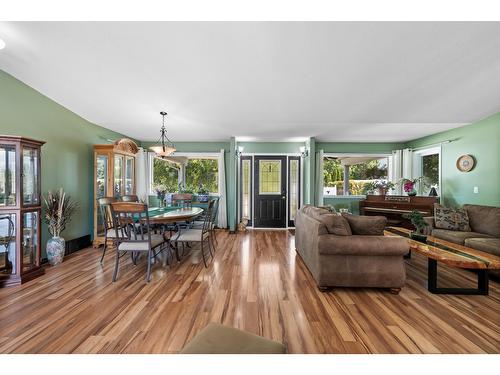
left=456, top=154, right=475, bottom=172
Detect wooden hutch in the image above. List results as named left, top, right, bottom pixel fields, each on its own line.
left=0, top=135, right=45, bottom=287
left=360, top=194, right=439, bottom=230
left=93, top=139, right=138, bottom=247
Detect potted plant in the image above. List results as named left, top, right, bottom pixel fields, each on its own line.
left=399, top=177, right=427, bottom=196
left=402, top=210, right=429, bottom=243
left=43, top=188, right=78, bottom=266
left=154, top=185, right=167, bottom=207
left=362, top=181, right=377, bottom=195
left=197, top=185, right=210, bottom=203
left=375, top=180, right=395, bottom=195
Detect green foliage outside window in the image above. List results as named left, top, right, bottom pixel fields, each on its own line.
left=423, top=154, right=439, bottom=186
left=323, top=158, right=388, bottom=195
left=186, top=159, right=218, bottom=193
left=152, top=158, right=219, bottom=193
left=153, top=158, right=179, bottom=192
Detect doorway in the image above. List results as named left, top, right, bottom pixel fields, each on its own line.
left=239, top=155, right=301, bottom=228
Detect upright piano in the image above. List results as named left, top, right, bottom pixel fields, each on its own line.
left=359, top=195, right=438, bottom=229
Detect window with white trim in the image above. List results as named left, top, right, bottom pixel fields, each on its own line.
left=412, top=146, right=440, bottom=196
left=150, top=153, right=219, bottom=194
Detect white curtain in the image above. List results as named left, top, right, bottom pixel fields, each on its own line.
left=136, top=148, right=150, bottom=203
left=315, top=150, right=324, bottom=205
left=217, top=149, right=227, bottom=228
left=402, top=148, right=413, bottom=180
left=390, top=149, right=402, bottom=195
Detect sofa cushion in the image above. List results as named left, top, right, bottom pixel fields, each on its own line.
left=464, top=238, right=500, bottom=257
left=431, top=229, right=492, bottom=245
left=318, top=214, right=352, bottom=236
left=434, top=203, right=471, bottom=231
left=341, top=214, right=387, bottom=236
left=464, top=204, right=500, bottom=237
left=318, top=235, right=409, bottom=256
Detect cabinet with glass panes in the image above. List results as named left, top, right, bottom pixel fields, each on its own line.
left=0, top=136, right=45, bottom=287
left=93, top=142, right=137, bottom=248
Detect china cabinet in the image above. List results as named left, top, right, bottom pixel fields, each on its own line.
left=0, top=135, right=45, bottom=287
left=93, top=142, right=138, bottom=247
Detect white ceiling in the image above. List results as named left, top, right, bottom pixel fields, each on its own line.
left=1, top=22, right=500, bottom=142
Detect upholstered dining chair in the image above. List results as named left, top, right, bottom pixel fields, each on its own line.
left=191, top=197, right=220, bottom=251
left=109, top=202, right=167, bottom=282
left=173, top=199, right=214, bottom=267
left=121, top=194, right=139, bottom=202
left=97, top=196, right=118, bottom=264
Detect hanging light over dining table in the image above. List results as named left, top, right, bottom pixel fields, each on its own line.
left=149, top=111, right=176, bottom=158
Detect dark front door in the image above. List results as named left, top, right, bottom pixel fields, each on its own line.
left=254, top=156, right=287, bottom=228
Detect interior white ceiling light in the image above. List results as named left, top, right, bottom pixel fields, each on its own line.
left=0, top=38, right=6, bottom=50
left=149, top=111, right=176, bottom=158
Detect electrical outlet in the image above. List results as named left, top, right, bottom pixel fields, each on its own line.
left=473, top=186, right=479, bottom=194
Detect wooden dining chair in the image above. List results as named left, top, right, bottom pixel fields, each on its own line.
left=173, top=200, right=214, bottom=267
left=97, top=196, right=118, bottom=264
left=110, top=202, right=167, bottom=282
left=121, top=194, right=139, bottom=202
left=172, top=193, right=193, bottom=208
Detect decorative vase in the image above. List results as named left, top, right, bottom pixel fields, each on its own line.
left=198, top=194, right=209, bottom=203
left=46, top=236, right=65, bottom=266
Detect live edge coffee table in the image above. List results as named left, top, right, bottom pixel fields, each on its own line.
left=385, top=227, right=500, bottom=295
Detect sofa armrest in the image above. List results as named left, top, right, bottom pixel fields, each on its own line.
left=318, top=235, right=409, bottom=256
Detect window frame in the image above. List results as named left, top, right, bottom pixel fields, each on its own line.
left=322, top=152, right=393, bottom=197
left=412, top=146, right=441, bottom=196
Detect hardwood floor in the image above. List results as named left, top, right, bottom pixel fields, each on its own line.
left=0, top=229, right=499, bottom=354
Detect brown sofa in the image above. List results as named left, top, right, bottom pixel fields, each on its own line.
left=425, top=204, right=500, bottom=275
left=295, top=206, right=408, bottom=292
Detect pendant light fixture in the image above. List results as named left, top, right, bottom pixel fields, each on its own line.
left=149, top=111, right=176, bottom=158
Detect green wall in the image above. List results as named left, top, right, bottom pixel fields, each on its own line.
left=406, top=112, right=500, bottom=207
left=0, top=69, right=129, bottom=255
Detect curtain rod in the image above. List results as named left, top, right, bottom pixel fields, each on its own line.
left=408, top=138, right=459, bottom=151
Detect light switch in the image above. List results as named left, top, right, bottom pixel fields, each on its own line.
left=473, top=186, right=479, bottom=194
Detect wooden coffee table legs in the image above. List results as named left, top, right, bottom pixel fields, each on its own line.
left=427, top=259, right=489, bottom=295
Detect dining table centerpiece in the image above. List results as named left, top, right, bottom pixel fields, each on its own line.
left=154, top=185, right=167, bottom=207
left=43, top=188, right=78, bottom=266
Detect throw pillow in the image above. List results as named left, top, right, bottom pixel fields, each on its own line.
left=318, top=214, right=352, bottom=236
left=434, top=203, right=471, bottom=231
left=341, top=213, right=387, bottom=236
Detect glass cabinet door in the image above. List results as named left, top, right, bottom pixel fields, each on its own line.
left=96, top=154, right=108, bottom=199
left=114, top=155, right=124, bottom=198
left=96, top=154, right=108, bottom=237
left=0, top=213, right=16, bottom=275
left=125, top=157, right=134, bottom=195
left=0, top=145, right=16, bottom=207
left=22, top=211, right=38, bottom=272
left=22, top=147, right=39, bottom=205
